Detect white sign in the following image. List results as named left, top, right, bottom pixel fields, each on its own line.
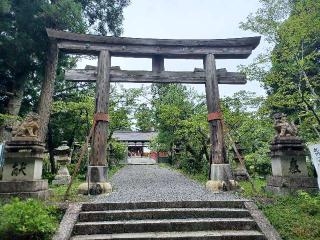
left=0, top=143, right=4, bottom=167
left=308, top=143, right=320, bottom=189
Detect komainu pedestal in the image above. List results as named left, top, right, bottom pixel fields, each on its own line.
left=266, top=114, right=318, bottom=194
left=0, top=113, right=49, bottom=200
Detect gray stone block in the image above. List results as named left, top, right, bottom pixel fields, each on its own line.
left=3, top=151, right=44, bottom=181
left=0, top=190, right=49, bottom=200
left=72, top=218, right=258, bottom=235
left=81, top=201, right=246, bottom=211
left=0, top=179, right=48, bottom=193
left=271, top=155, right=308, bottom=177
left=52, top=176, right=71, bottom=186
left=53, top=203, right=82, bottom=240
left=265, top=185, right=318, bottom=195
left=78, top=208, right=251, bottom=222
left=266, top=175, right=318, bottom=195
left=88, top=166, right=107, bottom=182
left=210, top=164, right=234, bottom=181
left=267, top=176, right=318, bottom=188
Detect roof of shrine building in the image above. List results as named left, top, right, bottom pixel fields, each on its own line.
left=112, top=131, right=157, bottom=142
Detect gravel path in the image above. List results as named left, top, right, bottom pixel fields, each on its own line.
left=94, top=165, right=244, bottom=203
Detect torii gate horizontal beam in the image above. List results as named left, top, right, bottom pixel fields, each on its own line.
left=65, top=67, right=246, bottom=84
left=47, top=29, right=260, bottom=59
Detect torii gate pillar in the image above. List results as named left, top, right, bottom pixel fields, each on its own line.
left=79, top=50, right=112, bottom=195
left=204, top=54, right=238, bottom=192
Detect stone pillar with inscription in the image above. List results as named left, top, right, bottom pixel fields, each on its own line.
left=266, top=113, right=318, bottom=194
left=0, top=113, right=49, bottom=200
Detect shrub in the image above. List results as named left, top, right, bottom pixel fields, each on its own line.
left=42, top=171, right=55, bottom=184
left=109, top=139, right=127, bottom=166
left=245, top=151, right=272, bottom=177
left=262, top=192, right=320, bottom=240
left=0, top=198, right=58, bottom=240
left=176, top=151, right=208, bottom=176
left=298, top=191, right=320, bottom=216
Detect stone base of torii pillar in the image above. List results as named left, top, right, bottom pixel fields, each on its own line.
left=206, top=164, right=239, bottom=192
left=78, top=166, right=112, bottom=195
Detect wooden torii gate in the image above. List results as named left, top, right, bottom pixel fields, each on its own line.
left=45, top=29, right=260, bottom=192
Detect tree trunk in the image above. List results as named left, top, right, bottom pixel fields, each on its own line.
left=7, top=85, right=24, bottom=115
left=37, top=41, right=59, bottom=142
left=47, top=122, right=56, bottom=174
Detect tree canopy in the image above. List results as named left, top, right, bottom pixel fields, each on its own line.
left=0, top=0, right=130, bottom=141
left=240, top=0, right=320, bottom=142
left=0, top=0, right=129, bottom=113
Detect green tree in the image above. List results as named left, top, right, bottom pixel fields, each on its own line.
left=149, top=85, right=274, bottom=177
left=222, top=91, right=274, bottom=176
left=0, top=0, right=130, bottom=141
left=240, top=0, right=320, bottom=142
left=48, top=85, right=142, bottom=173
left=135, top=103, right=154, bottom=132
left=151, top=84, right=194, bottom=151
left=150, top=84, right=210, bottom=174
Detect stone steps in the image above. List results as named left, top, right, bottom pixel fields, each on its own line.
left=78, top=208, right=251, bottom=222
left=71, top=201, right=268, bottom=240
left=73, top=218, right=258, bottom=235
left=71, top=230, right=266, bottom=240
left=81, top=201, right=246, bottom=211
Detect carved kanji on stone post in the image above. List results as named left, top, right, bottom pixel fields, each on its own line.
left=42, top=29, right=260, bottom=194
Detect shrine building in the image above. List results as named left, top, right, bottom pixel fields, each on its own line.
left=112, top=131, right=157, bottom=159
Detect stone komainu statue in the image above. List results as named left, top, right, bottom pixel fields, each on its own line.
left=12, top=112, right=40, bottom=138
left=274, top=113, right=298, bottom=137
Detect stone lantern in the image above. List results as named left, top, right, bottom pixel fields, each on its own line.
left=52, top=141, right=71, bottom=185
left=233, top=142, right=249, bottom=181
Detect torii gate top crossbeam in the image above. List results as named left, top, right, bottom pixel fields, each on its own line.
left=46, top=28, right=260, bottom=59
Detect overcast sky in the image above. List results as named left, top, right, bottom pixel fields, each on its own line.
left=78, top=0, right=267, bottom=97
